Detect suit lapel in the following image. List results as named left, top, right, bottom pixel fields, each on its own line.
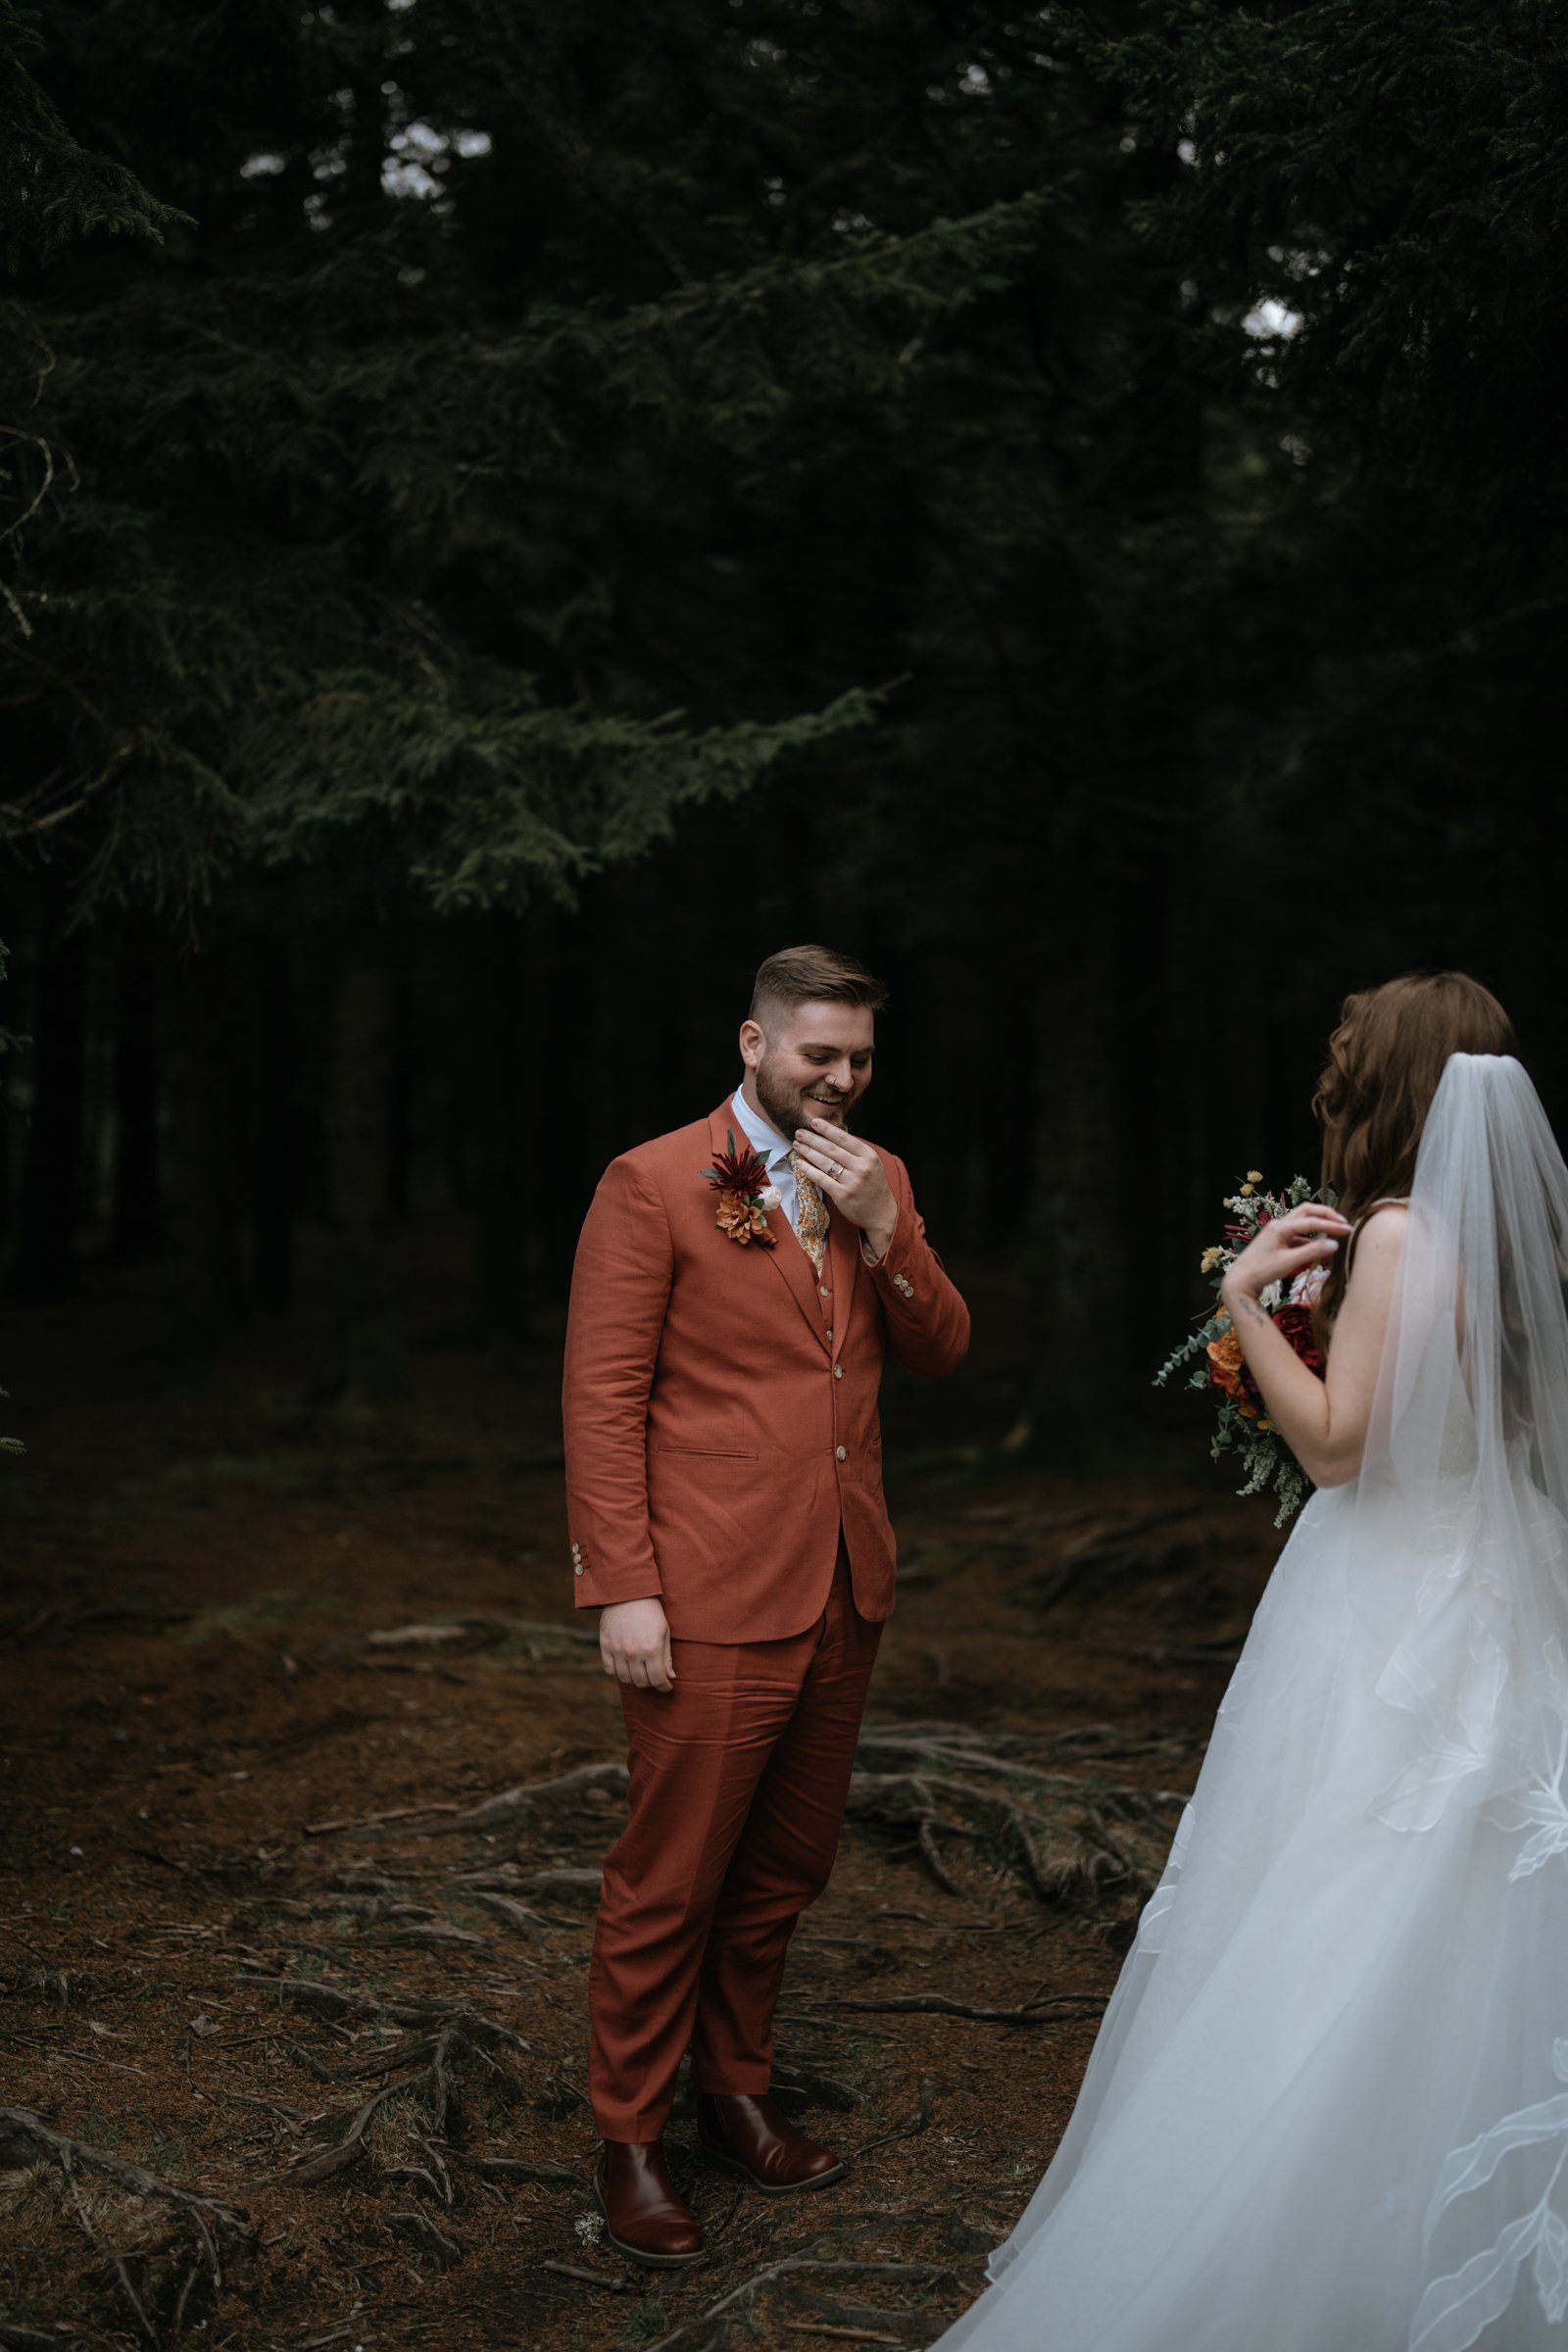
left=706, top=1102, right=829, bottom=1351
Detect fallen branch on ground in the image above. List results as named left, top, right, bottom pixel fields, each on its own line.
left=543, top=2260, right=634, bottom=2292
left=826, top=1993, right=1102, bottom=2025
left=781, top=2329, right=908, bottom=2345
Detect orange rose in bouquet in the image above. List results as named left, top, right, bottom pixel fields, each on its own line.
left=1205, top=1327, right=1260, bottom=1419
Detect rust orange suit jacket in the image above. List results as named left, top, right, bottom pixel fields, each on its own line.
left=563, top=1101, right=970, bottom=1642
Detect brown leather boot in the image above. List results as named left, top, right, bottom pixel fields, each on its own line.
left=696, top=2091, right=847, bottom=2193
left=594, top=2139, right=706, bottom=2268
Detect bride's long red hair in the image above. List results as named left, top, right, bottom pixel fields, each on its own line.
left=1314, top=971, right=1518, bottom=1321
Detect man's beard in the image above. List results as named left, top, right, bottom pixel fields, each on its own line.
left=757, top=1060, right=852, bottom=1146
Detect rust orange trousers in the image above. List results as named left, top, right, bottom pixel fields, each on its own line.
left=588, top=1542, right=881, bottom=2140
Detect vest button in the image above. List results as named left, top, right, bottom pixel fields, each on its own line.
left=835, top=1445, right=847, bottom=1461
left=833, top=1363, right=843, bottom=1378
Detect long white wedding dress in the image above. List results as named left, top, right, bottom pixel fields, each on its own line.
left=941, top=1054, right=1568, bottom=2352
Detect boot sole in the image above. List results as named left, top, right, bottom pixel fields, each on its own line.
left=697, top=2138, right=848, bottom=2195
left=593, top=2179, right=708, bottom=2269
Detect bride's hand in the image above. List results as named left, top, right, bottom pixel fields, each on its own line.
left=1221, top=1202, right=1354, bottom=1308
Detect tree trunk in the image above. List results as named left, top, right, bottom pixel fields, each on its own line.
left=9, top=911, right=86, bottom=1298
left=325, top=951, right=407, bottom=1395
left=110, top=922, right=165, bottom=1262
left=470, top=913, right=532, bottom=1341
left=249, top=938, right=299, bottom=1311
left=1021, top=875, right=1127, bottom=1453
left=165, top=947, right=249, bottom=1330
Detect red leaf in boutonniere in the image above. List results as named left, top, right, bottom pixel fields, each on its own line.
left=700, top=1127, right=779, bottom=1248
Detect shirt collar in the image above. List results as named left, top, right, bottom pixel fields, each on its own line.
left=730, top=1085, right=793, bottom=1170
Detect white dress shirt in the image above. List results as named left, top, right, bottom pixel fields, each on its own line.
left=729, top=1087, right=803, bottom=1236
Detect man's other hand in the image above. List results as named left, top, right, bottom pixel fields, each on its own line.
left=599, top=1596, right=676, bottom=1692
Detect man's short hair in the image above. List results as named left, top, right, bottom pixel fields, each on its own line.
left=749, top=945, right=889, bottom=1023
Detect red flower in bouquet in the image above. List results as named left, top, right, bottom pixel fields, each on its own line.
left=1206, top=1301, right=1324, bottom=1423
left=1271, top=1302, right=1325, bottom=1379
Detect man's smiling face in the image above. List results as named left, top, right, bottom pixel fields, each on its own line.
left=740, top=998, right=874, bottom=1142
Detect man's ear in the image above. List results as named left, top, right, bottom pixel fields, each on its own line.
left=739, top=1018, right=765, bottom=1070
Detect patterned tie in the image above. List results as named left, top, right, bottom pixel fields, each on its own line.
left=789, top=1150, right=830, bottom=1276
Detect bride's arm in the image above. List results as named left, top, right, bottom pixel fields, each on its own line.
left=1220, top=1204, right=1406, bottom=1490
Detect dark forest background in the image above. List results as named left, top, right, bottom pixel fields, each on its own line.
left=2, top=0, right=1564, bottom=1446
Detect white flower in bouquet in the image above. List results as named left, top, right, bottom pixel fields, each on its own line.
left=758, top=1185, right=782, bottom=1211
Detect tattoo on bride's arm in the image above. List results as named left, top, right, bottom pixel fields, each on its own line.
left=1234, top=1295, right=1273, bottom=1330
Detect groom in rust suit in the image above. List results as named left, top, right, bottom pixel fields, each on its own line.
left=563, top=944, right=970, bottom=2267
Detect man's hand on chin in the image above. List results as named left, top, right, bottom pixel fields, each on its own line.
left=793, top=1112, right=899, bottom=1261
left=600, top=1595, right=676, bottom=1692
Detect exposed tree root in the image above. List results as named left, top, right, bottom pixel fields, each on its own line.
left=648, top=2256, right=958, bottom=2352
left=849, top=2078, right=938, bottom=2159
left=466, top=1890, right=555, bottom=1940
left=0, top=2107, right=252, bottom=2267
left=0, top=2105, right=255, bottom=2343
left=235, top=1973, right=531, bottom=2050
left=231, top=1975, right=534, bottom=2193
left=850, top=1721, right=1189, bottom=1906
left=448, top=2148, right=584, bottom=2188
left=310, top=1759, right=628, bottom=1841
left=385, top=2207, right=463, bottom=2267
left=1015, top=1511, right=1213, bottom=1612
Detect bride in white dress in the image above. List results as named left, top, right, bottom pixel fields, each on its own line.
left=943, top=972, right=1568, bottom=2352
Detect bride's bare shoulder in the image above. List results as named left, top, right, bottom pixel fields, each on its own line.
left=1344, top=1200, right=1407, bottom=1292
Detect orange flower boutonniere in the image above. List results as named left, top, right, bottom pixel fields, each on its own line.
left=702, top=1129, right=780, bottom=1249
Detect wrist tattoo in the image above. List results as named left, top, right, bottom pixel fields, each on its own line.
left=1233, top=1293, right=1272, bottom=1330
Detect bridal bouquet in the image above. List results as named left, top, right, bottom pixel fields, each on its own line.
left=1155, top=1172, right=1335, bottom=1526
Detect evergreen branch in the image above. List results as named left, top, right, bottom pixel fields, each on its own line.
left=0, top=0, right=191, bottom=266
left=44, top=184, right=1070, bottom=502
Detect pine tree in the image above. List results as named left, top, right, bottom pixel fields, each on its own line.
left=0, top=0, right=1063, bottom=921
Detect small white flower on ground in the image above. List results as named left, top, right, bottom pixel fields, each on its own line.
left=575, top=2212, right=605, bottom=2246
left=758, top=1186, right=782, bottom=1210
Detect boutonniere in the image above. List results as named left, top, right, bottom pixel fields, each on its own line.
left=701, top=1128, right=781, bottom=1248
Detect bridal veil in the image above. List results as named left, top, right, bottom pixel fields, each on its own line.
left=938, top=1054, right=1568, bottom=2352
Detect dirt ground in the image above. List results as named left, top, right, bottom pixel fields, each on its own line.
left=0, top=1271, right=1283, bottom=2352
